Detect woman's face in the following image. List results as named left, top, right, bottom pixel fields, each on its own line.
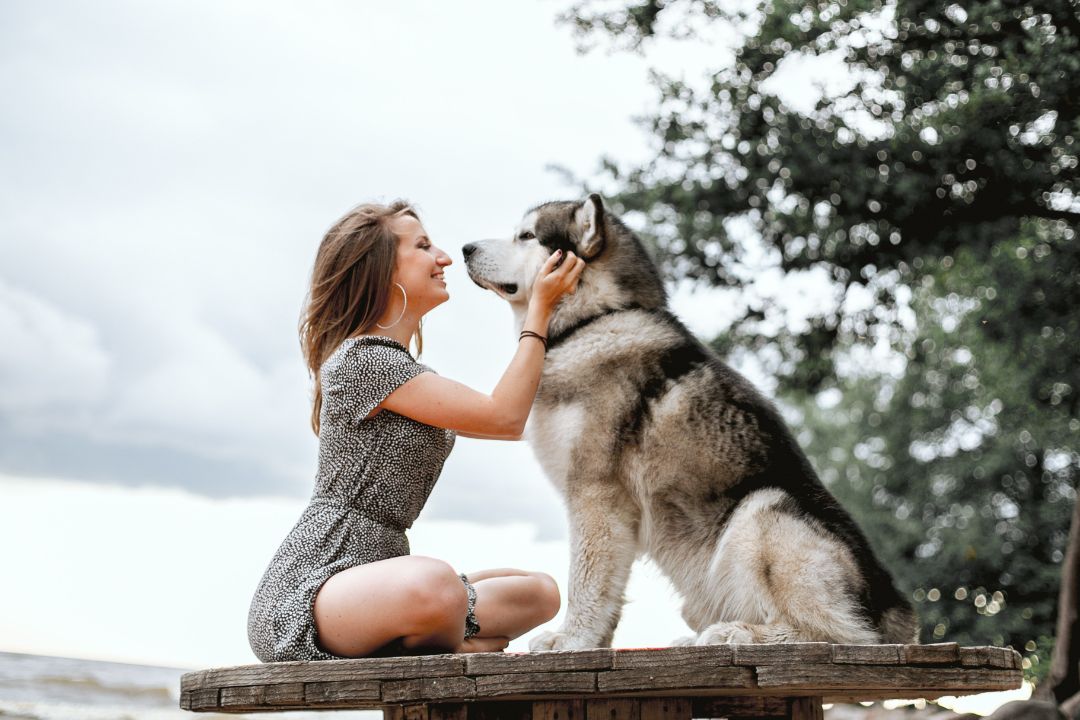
left=388, top=214, right=452, bottom=316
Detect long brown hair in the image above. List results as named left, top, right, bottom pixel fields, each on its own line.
left=299, top=200, right=422, bottom=435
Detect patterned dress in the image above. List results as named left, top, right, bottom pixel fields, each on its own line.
left=247, top=335, right=457, bottom=662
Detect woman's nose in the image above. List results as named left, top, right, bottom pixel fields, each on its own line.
left=438, top=250, right=452, bottom=266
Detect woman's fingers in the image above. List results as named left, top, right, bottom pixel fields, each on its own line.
left=565, top=255, right=586, bottom=290
left=540, top=249, right=564, bottom=276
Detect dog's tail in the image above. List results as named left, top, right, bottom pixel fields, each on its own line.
left=879, top=604, right=920, bottom=644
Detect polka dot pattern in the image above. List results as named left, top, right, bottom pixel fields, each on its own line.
left=246, top=335, right=456, bottom=662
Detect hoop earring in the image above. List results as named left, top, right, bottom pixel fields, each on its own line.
left=376, top=283, right=408, bottom=329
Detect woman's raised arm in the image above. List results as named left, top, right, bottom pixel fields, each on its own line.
left=379, top=249, right=585, bottom=438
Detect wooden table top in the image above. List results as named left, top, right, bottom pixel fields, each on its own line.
left=179, top=643, right=1023, bottom=714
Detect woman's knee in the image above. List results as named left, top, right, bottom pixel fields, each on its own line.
left=529, top=571, right=561, bottom=622
left=401, top=557, right=469, bottom=633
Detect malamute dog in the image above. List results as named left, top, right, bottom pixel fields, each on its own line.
left=462, top=195, right=919, bottom=650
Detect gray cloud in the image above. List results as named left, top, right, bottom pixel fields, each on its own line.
left=0, top=0, right=752, bottom=536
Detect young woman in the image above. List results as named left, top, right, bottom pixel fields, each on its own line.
left=247, top=200, right=585, bottom=662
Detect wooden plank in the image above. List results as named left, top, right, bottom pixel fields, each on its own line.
left=639, top=697, right=691, bottom=720
left=597, top=666, right=756, bottom=693
left=404, top=704, right=430, bottom=720
left=756, top=665, right=1019, bottom=693
left=385, top=706, right=405, bottom=720
left=611, top=646, right=732, bottom=669
left=383, top=676, right=477, bottom=703
left=533, top=699, right=586, bottom=720
left=469, top=650, right=614, bottom=675
left=431, top=703, right=469, bottom=720
left=733, top=643, right=831, bottom=666
left=960, top=646, right=1013, bottom=669
left=179, top=690, right=192, bottom=711
left=470, top=701, right=532, bottom=720
left=691, top=696, right=788, bottom=718
left=831, top=645, right=902, bottom=665
left=586, top=699, right=640, bottom=720
left=476, top=671, right=597, bottom=697
left=789, top=697, right=824, bottom=720
left=304, top=679, right=382, bottom=705
left=220, top=682, right=305, bottom=709
left=190, top=656, right=426, bottom=688
left=901, top=643, right=961, bottom=664
left=189, top=687, right=219, bottom=711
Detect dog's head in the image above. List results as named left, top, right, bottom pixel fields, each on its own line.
left=463, top=194, right=666, bottom=327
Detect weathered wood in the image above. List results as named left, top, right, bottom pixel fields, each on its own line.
left=733, top=644, right=831, bottom=666
left=469, top=650, right=614, bottom=675
left=185, top=654, right=464, bottom=690
left=788, top=697, right=823, bottom=720
left=691, top=696, right=788, bottom=718
left=431, top=703, right=469, bottom=720
left=469, top=701, right=532, bottom=720
left=475, top=671, right=597, bottom=697
left=586, top=699, right=640, bottom=720
left=959, top=646, right=1015, bottom=669
left=612, top=646, right=732, bottom=669
left=189, top=687, right=219, bottom=711
left=305, top=679, right=381, bottom=705
left=830, top=645, right=902, bottom=665
left=639, top=697, right=691, bottom=720
left=901, top=643, right=961, bottom=664
left=533, top=699, right=586, bottom=720
left=179, top=644, right=1024, bottom=713
left=757, top=665, right=1018, bottom=692
left=383, top=676, right=477, bottom=703
left=597, top=666, right=756, bottom=693
left=219, top=682, right=305, bottom=709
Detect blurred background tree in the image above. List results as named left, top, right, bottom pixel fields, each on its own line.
left=557, top=0, right=1079, bottom=696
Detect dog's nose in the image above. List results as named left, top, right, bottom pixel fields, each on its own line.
left=462, top=243, right=476, bottom=259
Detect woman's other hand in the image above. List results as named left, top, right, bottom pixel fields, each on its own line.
left=529, top=250, right=585, bottom=315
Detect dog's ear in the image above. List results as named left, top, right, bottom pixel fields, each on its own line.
left=576, top=193, right=606, bottom=259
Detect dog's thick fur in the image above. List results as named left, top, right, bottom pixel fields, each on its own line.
left=463, top=195, right=919, bottom=650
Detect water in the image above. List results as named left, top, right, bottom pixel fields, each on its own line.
left=0, top=651, right=375, bottom=719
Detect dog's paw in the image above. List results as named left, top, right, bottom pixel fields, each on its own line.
left=530, top=629, right=599, bottom=651
left=670, top=633, right=698, bottom=647
left=694, top=621, right=756, bottom=645
left=529, top=630, right=572, bottom=652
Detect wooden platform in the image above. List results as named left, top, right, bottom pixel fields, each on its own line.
left=179, top=643, right=1022, bottom=718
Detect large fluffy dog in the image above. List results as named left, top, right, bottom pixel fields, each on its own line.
left=462, top=194, right=919, bottom=650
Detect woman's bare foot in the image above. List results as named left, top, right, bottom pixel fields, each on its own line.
left=455, top=636, right=510, bottom=653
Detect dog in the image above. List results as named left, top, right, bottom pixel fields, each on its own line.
left=462, top=194, right=919, bottom=650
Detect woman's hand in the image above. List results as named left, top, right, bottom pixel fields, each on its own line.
left=529, top=250, right=585, bottom=315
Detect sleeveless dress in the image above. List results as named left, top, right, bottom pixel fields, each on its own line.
left=246, top=335, right=457, bottom=662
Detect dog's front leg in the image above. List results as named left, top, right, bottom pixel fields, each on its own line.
left=530, top=483, right=638, bottom=651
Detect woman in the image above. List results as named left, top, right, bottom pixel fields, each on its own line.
left=247, top=200, right=585, bottom=662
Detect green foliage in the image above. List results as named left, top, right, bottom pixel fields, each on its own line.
left=793, top=220, right=1078, bottom=681
left=560, top=0, right=1080, bottom=683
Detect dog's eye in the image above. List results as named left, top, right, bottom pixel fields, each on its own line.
left=517, top=231, right=535, bottom=241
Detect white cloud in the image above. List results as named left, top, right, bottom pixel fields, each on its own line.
left=0, top=279, right=110, bottom=422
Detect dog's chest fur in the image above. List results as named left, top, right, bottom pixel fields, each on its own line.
left=524, top=312, right=750, bottom=567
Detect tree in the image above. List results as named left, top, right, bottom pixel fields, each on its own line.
left=558, top=0, right=1079, bottom=695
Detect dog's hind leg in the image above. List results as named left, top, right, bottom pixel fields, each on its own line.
left=530, top=482, right=639, bottom=651
left=682, top=488, right=881, bottom=646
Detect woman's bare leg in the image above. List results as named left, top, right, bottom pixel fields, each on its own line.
left=456, top=569, right=560, bottom=651
left=313, top=555, right=469, bottom=657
